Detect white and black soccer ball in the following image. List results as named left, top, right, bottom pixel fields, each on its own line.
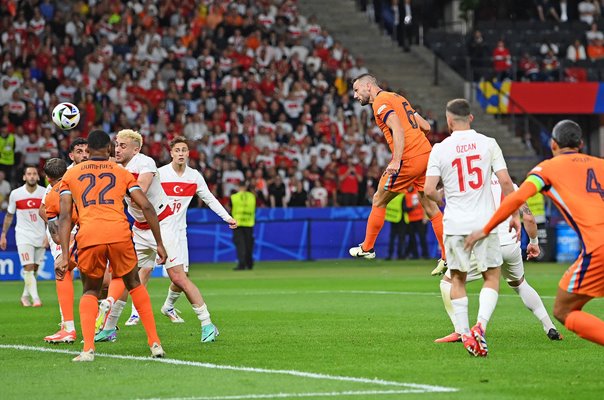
left=52, top=102, right=80, bottom=130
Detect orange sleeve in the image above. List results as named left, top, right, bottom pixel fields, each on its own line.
left=482, top=181, right=538, bottom=235
left=372, top=94, right=395, bottom=123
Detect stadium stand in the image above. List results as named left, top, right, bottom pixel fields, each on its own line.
left=0, top=0, right=405, bottom=208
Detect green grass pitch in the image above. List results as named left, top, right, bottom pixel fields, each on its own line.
left=0, top=260, right=602, bottom=400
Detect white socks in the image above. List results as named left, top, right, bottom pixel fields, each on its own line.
left=477, top=288, right=499, bottom=330
left=193, top=304, right=212, bottom=326
left=64, top=320, right=75, bottom=332
left=104, top=300, right=126, bottom=330
left=23, top=270, right=39, bottom=300
left=439, top=280, right=457, bottom=330
left=512, top=280, right=556, bottom=332
left=163, top=288, right=182, bottom=309
left=131, top=303, right=138, bottom=317
left=451, top=297, right=470, bottom=335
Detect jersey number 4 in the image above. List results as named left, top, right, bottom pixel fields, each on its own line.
left=78, top=173, right=116, bottom=207
left=586, top=168, right=604, bottom=200
left=452, top=155, right=483, bottom=192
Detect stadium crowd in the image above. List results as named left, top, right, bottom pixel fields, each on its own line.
left=0, top=0, right=443, bottom=213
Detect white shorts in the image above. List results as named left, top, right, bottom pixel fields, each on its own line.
left=446, top=242, right=523, bottom=283
left=178, top=229, right=189, bottom=272
left=47, top=232, right=62, bottom=261
left=444, top=233, right=502, bottom=273
left=17, top=244, right=45, bottom=267
left=133, top=215, right=182, bottom=270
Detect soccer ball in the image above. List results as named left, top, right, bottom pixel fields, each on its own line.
left=52, top=102, right=80, bottom=130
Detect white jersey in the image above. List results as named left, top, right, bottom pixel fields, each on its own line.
left=159, top=164, right=232, bottom=230
left=490, top=175, right=519, bottom=246
left=122, top=152, right=171, bottom=223
left=7, top=184, right=46, bottom=247
left=426, top=129, right=507, bottom=235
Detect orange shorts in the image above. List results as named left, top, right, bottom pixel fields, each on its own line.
left=379, top=152, right=429, bottom=193
left=559, top=245, right=604, bottom=298
left=77, top=241, right=137, bottom=279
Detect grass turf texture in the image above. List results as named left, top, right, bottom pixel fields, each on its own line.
left=0, top=260, right=602, bottom=400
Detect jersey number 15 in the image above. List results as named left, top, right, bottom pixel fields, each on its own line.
left=452, top=155, right=483, bottom=192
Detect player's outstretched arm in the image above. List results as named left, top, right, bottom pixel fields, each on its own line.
left=130, top=189, right=167, bottom=264
left=495, top=169, right=522, bottom=240
left=465, top=181, right=538, bottom=251
left=57, top=193, right=73, bottom=280
left=520, top=203, right=541, bottom=260
left=415, top=113, right=431, bottom=134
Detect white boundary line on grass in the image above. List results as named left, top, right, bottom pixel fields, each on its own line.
left=193, top=290, right=558, bottom=300
left=139, top=389, right=443, bottom=400
left=0, top=344, right=457, bottom=395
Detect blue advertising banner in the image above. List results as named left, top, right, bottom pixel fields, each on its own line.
left=0, top=207, right=440, bottom=280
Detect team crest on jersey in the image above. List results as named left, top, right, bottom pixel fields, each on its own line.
left=377, top=105, right=387, bottom=115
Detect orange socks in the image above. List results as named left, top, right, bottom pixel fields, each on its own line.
left=107, top=277, right=126, bottom=302
left=362, top=206, right=386, bottom=251
left=79, top=294, right=98, bottom=352
left=56, top=269, right=74, bottom=322
left=430, top=211, right=446, bottom=260
left=129, top=285, right=160, bottom=346
left=565, top=310, right=604, bottom=345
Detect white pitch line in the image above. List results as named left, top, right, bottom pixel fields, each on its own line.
left=139, top=389, right=438, bottom=400
left=0, top=345, right=457, bottom=394
left=180, top=290, right=558, bottom=300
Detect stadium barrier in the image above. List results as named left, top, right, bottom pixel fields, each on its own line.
left=2, top=208, right=578, bottom=281
left=0, top=207, right=440, bottom=280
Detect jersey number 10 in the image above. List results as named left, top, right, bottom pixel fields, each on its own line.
left=452, top=155, right=483, bottom=192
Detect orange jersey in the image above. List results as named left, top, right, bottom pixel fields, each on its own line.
left=45, top=181, right=78, bottom=226
left=372, top=91, right=432, bottom=161
left=60, top=159, right=141, bottom=248
left=528, top=153, right=604, bottom=254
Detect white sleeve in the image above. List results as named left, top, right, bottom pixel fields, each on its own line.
left=7, top=190, right=16, bottom=214
left=139, top=156, right=157, bottom=175
left=41, top=184, right=52, bottom=205
left=490, top=139, right=507, bottom=173
left=196, top=172, right=232, bottom=222
left=425, top=145, right=441, bottom=177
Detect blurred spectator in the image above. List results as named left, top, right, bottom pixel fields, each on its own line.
left=519, top=52, right=542, bottom=81
left=587, top=38, right=604, bottom=59
left=403, top=185, right=428, bottom=259
left=540, top=38, right=560, bottom=56
left=578, top=0, right=600, bottom=25
left=0, top=125, right=15, bottom=184
left=309, top=179, right=328, bottom=207
left=468, top=30, right=490, bottom=80
left=337, top=155, right=362, bottom=206
left=542, top=49, right=561, bottom=81
left=269, top=174, right=287, bottom=207
left=567, top=39, right=588, bottom=61
left=492, top=40, right=512, bottom=80
left=287, top=178, right=308, bottom=207
left=535, top=0, right=561, bottom=22
left=0, top=170, right=11, bottom=211
left=586, top=22, right=604, bottom=42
